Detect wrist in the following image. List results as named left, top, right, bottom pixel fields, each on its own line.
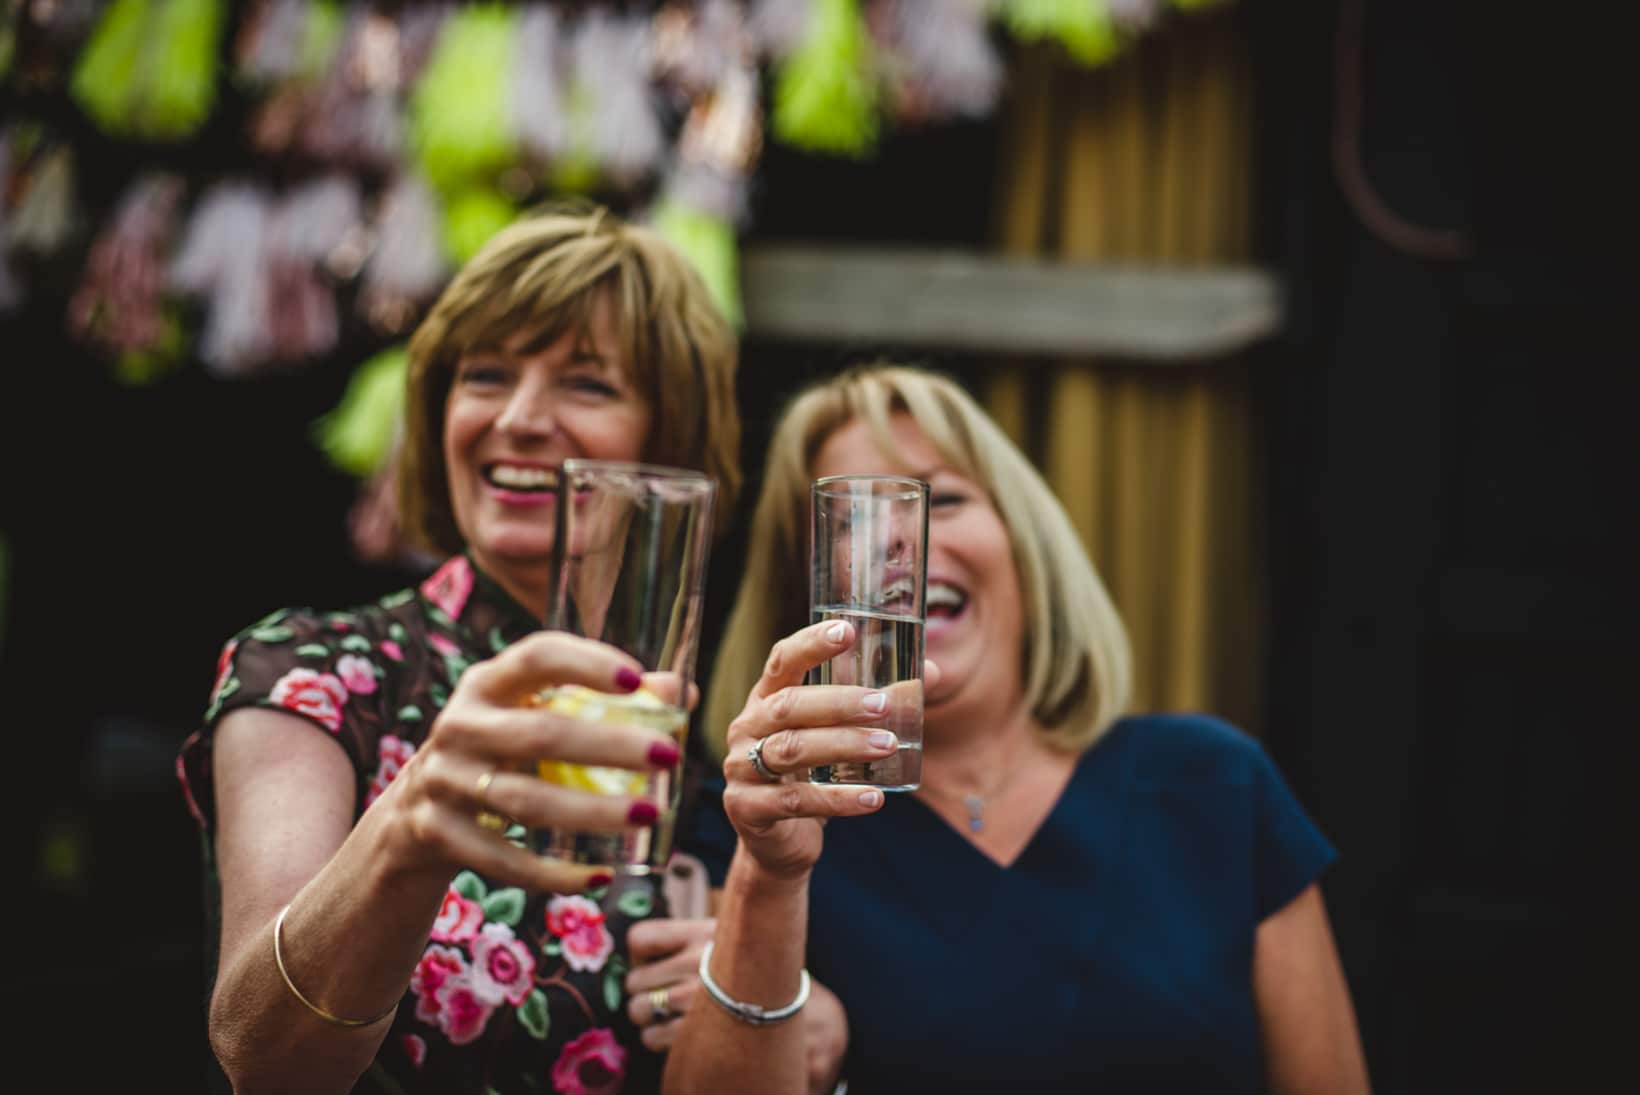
left=727, top=845, right=813, bottom=897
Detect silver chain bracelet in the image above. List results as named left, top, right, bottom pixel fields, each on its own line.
left=697, top=941, right=811, bottom=1025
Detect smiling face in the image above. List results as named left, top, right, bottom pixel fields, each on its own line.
left=810, top=413, right=1027, bottom=725
left=442, top=292, right=652, bottom=612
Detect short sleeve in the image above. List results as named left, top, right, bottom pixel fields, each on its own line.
left=1249, top=742, right=1337, bottom=918
left=676, top=769, right=737, bottom=888
left=177, top=607, right=390, bottom=831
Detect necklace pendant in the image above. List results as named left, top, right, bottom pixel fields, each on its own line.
left=964, top=794, right=984, bottom=834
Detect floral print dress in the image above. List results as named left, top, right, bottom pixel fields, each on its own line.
left=177, top=555, right=664, bottom=1095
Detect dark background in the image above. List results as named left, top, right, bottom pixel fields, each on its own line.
left=1, top=0, right=1631, bottom=1088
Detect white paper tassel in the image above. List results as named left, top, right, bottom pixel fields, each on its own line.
left=271, top=172, right=362, bottom=263
left=170, top=183, right=276, bottom=375
left=1107, top=0, right=1164, bottom=33
left=360, top=172, right=449, bottom=332
left=570, top=10, right=666, bottom=188
left=510, top=4, right=568, bottom=165
left=749, top=0, right=813, bottom=59
left=653, top=0, right=749, bottom=98
left=879, top=0, right=1004, bottom=121
left=7, top=144, right=80, bottom=256
left=236, top=0, right=311, bottom=85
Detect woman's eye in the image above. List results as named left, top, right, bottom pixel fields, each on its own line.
left=568, top=375, right=620, bottom=397
left=931, top=493, right=966, bottom=509
left=458, top=363, right=506, bottom=385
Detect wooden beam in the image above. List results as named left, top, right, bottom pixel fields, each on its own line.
left=740, top=245, right=1285, bottom=361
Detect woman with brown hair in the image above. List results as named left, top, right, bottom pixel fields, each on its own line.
left=177, top=202, right=742, bottom=1093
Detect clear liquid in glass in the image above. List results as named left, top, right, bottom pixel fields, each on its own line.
left=806, top=606, right=924, bottom=791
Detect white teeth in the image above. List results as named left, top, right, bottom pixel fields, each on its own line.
left=884, top=578, right=914, bottom=601
left=927, top=583, right=966, bottom=609
left=489, top=466, right=554, bottom=489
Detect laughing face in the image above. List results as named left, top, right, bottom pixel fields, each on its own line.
left=811, top=413, right=1027, bottom=722
left=442, top=293, right=652, bottom=612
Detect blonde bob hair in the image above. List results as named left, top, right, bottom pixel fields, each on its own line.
left=400, top=201, right=741, bottom=554
left=704, top=364, right=1131, bottom=759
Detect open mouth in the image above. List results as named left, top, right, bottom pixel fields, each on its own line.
left=879, top=577, right=967, bottom=619
left=926, top=581, right=967, bottom=621
left=484, top=464, right=557, bottom=494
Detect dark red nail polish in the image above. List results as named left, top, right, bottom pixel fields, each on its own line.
left=586, top=873, right=613, bottom=890
left=647, top=740, right=680, bottom=768
left=615, top=667, right=643, bottom=692
left=628, top=800, right=659, bottom=824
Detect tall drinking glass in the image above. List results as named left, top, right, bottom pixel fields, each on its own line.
left=807, top=474, right=929, bottom=791
left=531, top=459, right=716, bottom=873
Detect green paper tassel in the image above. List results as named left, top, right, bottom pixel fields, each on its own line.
left=442, top=186, right=518, bottom=265
left=1001, top=0, right=1121, bottom=67
left=145, top=0, right=224, bottom=139
left=71, top=0, right=149, bottom=135
left=72, top=0, right=223, bottom=141
left=771, top=0, right=879, bottom=158
left=112, top=312, right=187, bottom=388
left=300, top=1, right=346, bottom=83
left=651, top=197, right=743, bottom=331
left=313, top=345, right=409, bottom=478
left=409, top=5, right=519, bottom=193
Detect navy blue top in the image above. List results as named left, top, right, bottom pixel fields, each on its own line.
left=681, top=713, right=1337, bottom=1094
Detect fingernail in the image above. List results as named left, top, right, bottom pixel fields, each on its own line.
left=628, top=800, right=659, bottom=824
left=647, top=740, right=681, bottom=768
left=615, top=667, right=643, bottom=692
left=862, top=692, right=887, bottom=714
left=858, top=789, right=883, bottom=807
left=868, top=730, right=896, bottom=751
left=586, top=873, right=613, bottom=890
left=825, top=621, right=847, bottom=643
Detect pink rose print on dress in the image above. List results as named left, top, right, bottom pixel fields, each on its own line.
left=336, top=654, right=378, bottom=695
left=402, top=1034, right=427, bottom=1068
left=551, top=1028, right=627, bottom=1095
left=469, top=922, right=536, bottom=1005
left=434, top=975, right=496, bottom=1045
left=364, top=735, right=417, bottom=808
left=431, top=888, right=484, bottom=944
left=211, top=639, right=238, bottom=702
left=428, top=633, right=461, bottom=659
left=545, top=895, right=615, bottom=973
left=381, top=639, right=404, bottom=662
left=269, top=668, right=349, bottom=732
left=411, top=945, right=467, bottom=1026
left=421, top=555, right=474, bottom=620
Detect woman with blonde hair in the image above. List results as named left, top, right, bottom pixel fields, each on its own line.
left=177, top=202, right=745, bottom=1093
left=667, top=364, right=1370, bottom=1094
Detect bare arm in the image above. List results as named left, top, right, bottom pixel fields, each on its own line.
left=207, top=633, right=676, bottom=1093
left=665, top=620, right=907, bottom=1095
left=1254, top=884, right=1372, bottom=1094
left=209, top=708, right=444, bottom=1093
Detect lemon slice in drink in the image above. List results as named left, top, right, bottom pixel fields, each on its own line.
left=534, top=685, right=666, bottom=796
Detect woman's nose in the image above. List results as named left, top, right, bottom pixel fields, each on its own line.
left=496, top=377, right=556, bottom=438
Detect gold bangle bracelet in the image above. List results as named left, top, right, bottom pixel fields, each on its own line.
left=273, top=904, right=399, bottom=1028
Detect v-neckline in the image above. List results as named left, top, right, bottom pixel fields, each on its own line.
left=892, top=722, right=1131, bottom=873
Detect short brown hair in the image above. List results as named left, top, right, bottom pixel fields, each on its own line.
left=400, top=201, right=741, bottom=553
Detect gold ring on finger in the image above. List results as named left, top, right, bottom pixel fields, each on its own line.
left=649, top=986, right=674, bottom=1023
left=475, top=768, right=509, bottom=833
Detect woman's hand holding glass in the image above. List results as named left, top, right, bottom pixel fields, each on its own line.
left=382, top=631, right=681, bottom=893
left=721, top=619, right=935, bottom=880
